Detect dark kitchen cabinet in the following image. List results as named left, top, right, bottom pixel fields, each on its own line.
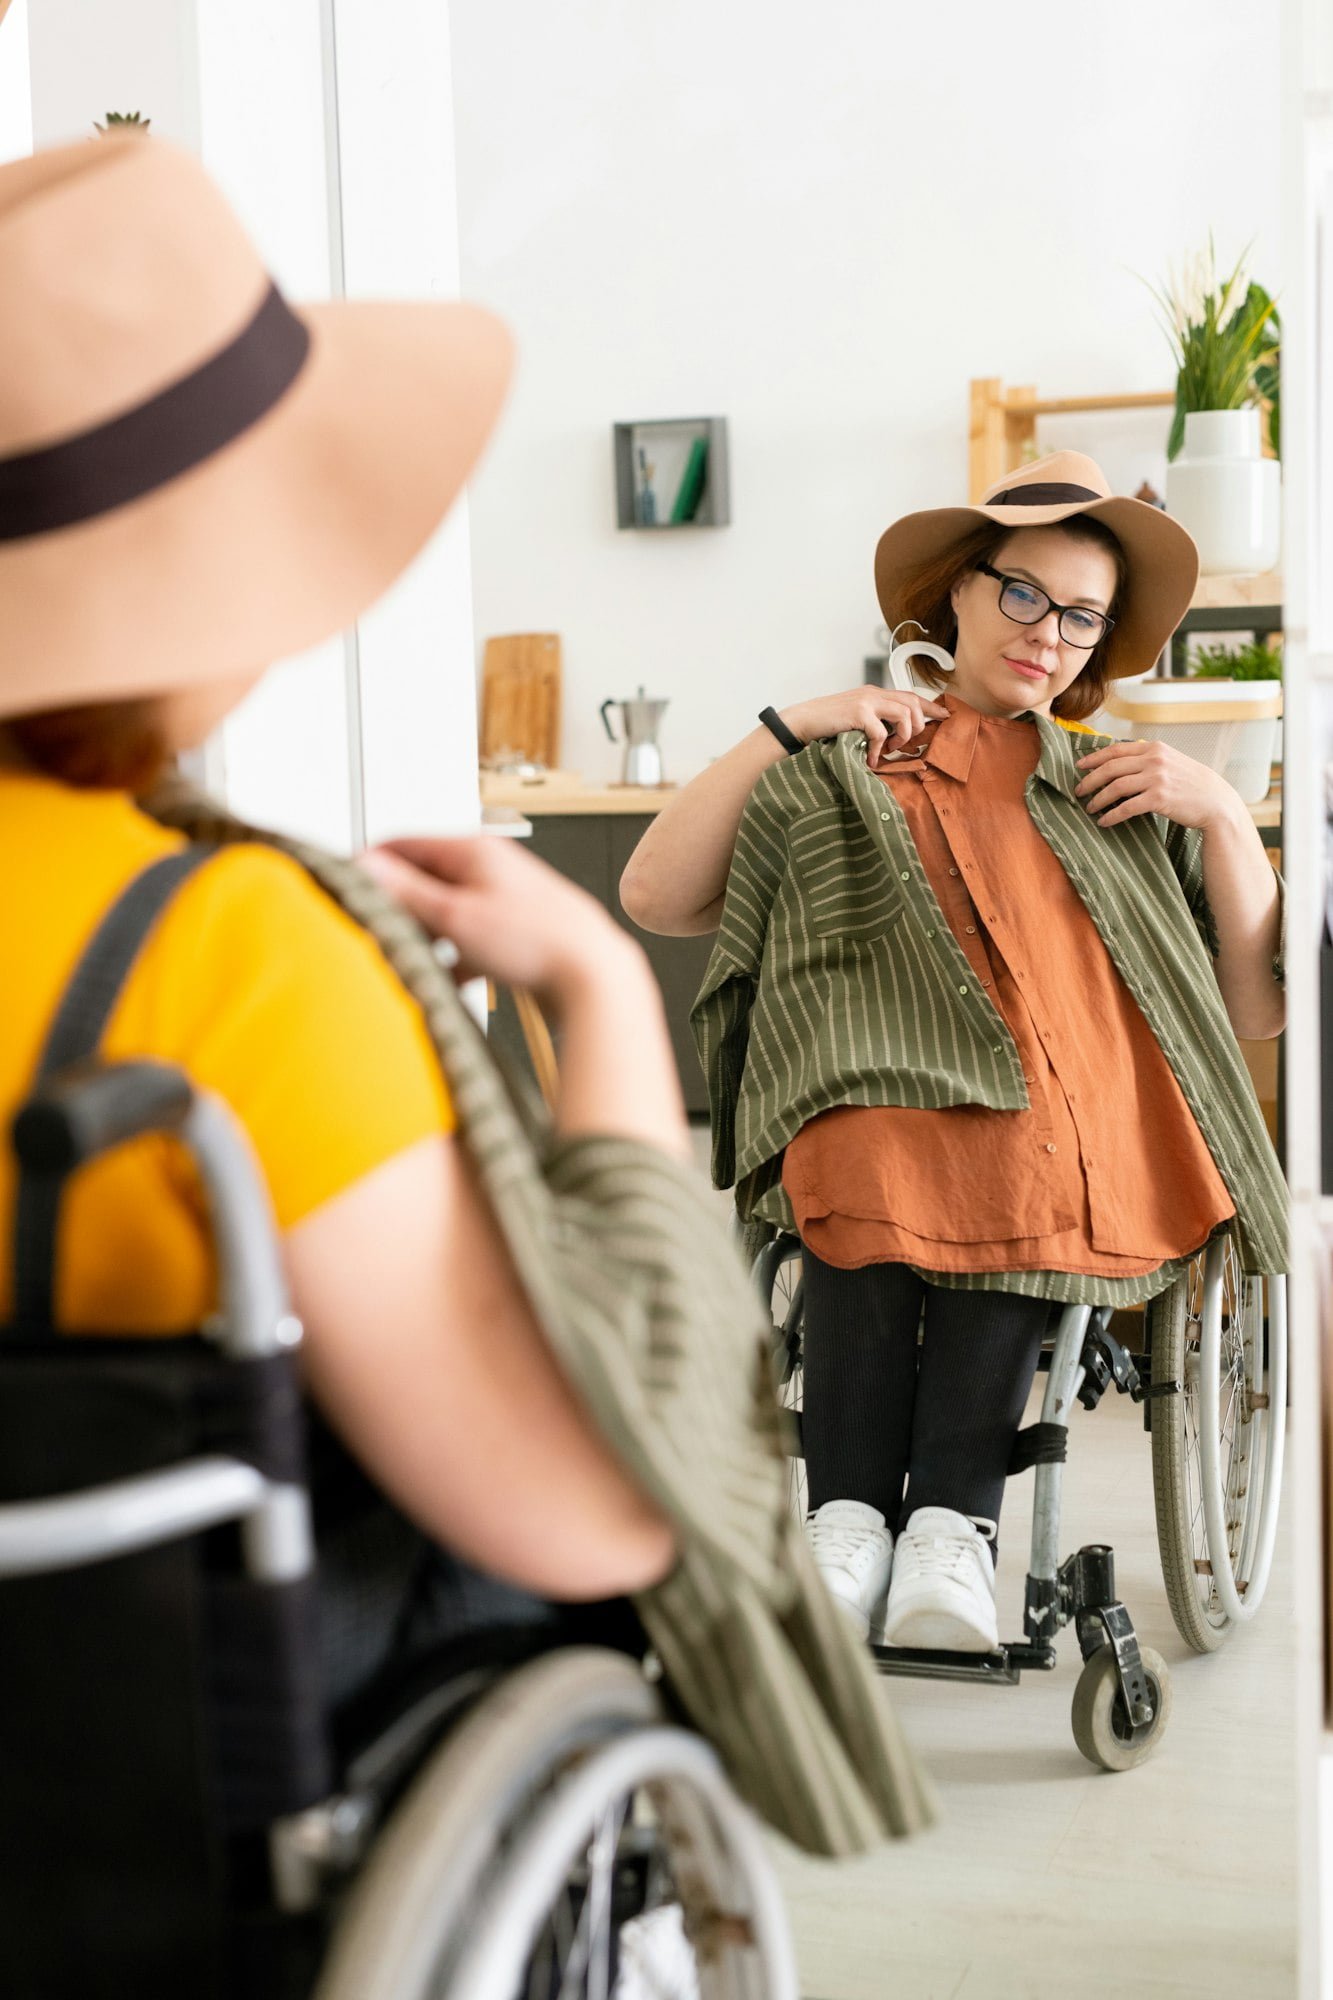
left=490, top=813, right=715, bottom=1117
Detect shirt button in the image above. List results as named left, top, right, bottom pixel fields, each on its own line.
left=981, top=978, right=991, bottom=987
left=1045, top=1143, right=1057, bottom=1154
left=1024, top=1072, right=1035, bottom=1083
left=880, top=811, right=891, bottom=821
left=958, top=983, right=970, bottom=996
left=965, top=925, right=976, bottom=935
left=899, top=869, right=911, bottom=880
left=926, top=927, right=937, bottom=938
left=992, top=1043, right=1004, bottom=1053
left=948, top=866, right=960, bottom=877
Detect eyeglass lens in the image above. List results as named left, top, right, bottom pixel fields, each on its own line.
left=999, top=578, right=1106, bottom=648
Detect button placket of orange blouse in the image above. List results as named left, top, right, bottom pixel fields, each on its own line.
left=883, top=768, right=974, bottom=955
left=927, top=801, right=1002, bottom=988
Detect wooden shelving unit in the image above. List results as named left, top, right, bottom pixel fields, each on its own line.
left=968, top=376, right=1175, bottom=502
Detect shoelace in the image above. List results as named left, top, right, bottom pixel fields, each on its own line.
left=898, top=1534, right=984, bottom=1584
left=808, top=1519, right=887, bottom=1575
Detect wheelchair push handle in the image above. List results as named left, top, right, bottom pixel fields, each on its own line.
left=13, top=1058, right=193, bottom=1173
left=11, top=1058, right=300, bottom=1362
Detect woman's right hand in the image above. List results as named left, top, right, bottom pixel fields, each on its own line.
left=359, top=835, right=642, bottom=1011
left=780, top=685, right=950, bottom=770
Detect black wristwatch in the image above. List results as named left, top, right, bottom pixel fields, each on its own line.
left=758, top=707, right=804, bottom=755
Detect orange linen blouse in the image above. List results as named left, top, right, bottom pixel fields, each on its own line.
left=781, top=694, right=1235, bottom=1277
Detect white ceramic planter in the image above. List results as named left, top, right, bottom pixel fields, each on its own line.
left=1164, top=408, right=1281, bottom=577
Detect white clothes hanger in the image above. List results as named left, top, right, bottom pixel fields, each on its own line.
left=881, top=619, right=957, bottom=694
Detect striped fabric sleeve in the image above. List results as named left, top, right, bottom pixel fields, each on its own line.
left=1162, top=813, right=1286, bottom=988
left=1161, top=816, right=1222, bottom=962
left=691, top=776, right=790, bottom=1190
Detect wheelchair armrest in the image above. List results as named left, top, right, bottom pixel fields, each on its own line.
left=13, top=1059, right=194, bottom=1172
left=0, top=1455, right=278, bottom=1579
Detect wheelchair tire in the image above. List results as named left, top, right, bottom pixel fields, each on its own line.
left=314, top=1645, right=797, bottom=2000
left=1071, top=1643, right=1172, bottom=1772
left=1149, top=1235, right=1286, bottom=1653
left=752, top=1237, right=807, bottom=1524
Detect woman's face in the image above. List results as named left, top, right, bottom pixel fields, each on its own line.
left=947, top=526, right=1119, bottom=719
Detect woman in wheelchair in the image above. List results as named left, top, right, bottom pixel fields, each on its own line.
left=0, top=138, right=936, bottom=1998
left=0, top=188, right=679, bottom=1657
left=621, top=451, right=1288, bottom=1657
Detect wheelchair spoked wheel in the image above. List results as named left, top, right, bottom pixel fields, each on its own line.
left=315, top=1647, right=796, bottom=2000
left=1149, top=1232, right=1287, bottom=1654
left=752, top=1237, right=807, bottom=1524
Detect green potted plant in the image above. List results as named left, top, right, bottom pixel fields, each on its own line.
left=1142, top=235, right=1281, bottom=577
left=93, top=111, right=152, bottom=134
left=1189, top=637, right=1282, bottom=681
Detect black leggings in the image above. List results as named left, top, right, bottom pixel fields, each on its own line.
left=800, top=1249, right=1052, bottom=1547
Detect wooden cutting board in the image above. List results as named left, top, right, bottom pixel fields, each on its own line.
left=480, top=634, right=562, bottom=768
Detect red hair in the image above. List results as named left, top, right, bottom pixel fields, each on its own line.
left=5, top=698, right=173, bottom=792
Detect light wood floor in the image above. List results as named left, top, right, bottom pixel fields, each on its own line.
left=773, top=1383, right=1297, bottom=2000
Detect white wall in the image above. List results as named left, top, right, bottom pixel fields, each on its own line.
left=330, top=0, right=483, bottom=844
left=0, top=1, right=31, bottom=164
left=450, top=0, right=1283, bottom=786
left=25, top=0, right=197, bottom=147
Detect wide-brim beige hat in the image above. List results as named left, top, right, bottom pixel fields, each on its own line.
left=874, top=450, right=1200, bottom=680
left=0, top=134, right=513, bottom=719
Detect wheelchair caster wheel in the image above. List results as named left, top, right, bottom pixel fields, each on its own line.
left=1071, top=1643, right=1172, bottom=1771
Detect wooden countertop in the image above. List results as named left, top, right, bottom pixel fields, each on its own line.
left=480, top=772, right=681, bottom=816
left=483, top=769, right=1283, bottom=829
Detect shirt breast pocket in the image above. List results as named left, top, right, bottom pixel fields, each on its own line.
left=788, top=806, right=906, bottom=943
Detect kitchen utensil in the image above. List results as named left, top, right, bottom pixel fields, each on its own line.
left=600, top=686, right=668, bottom=787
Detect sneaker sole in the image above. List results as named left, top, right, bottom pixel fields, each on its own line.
left=881, top=1606, right=997, bottom=1653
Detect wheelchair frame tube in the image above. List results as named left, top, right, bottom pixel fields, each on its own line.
left=1029, top=1304, right=1092, bottom=1584
left=183, top=1092, right=302, bottom=1361
left=0, top=1457, right=265, bottom=1577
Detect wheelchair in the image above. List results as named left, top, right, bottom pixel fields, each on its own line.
left=0, top=1058, right=799, bottom=2000
left=753, top=1226, right=1287, bottom=1773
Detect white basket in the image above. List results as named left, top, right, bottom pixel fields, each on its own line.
left=1099, top=679, right=1282, bottom=805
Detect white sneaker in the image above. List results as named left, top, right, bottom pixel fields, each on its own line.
left=806, top=1500, right=895, bottom=1642
left=881, top=1506, right=999, bottom=1653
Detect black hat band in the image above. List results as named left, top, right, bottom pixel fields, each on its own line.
left=988, top=481, right=1101, bottom=507
left=0, top=282, right=310, bottom=543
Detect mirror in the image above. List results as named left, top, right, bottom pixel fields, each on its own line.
left=1, top=2, right=1301, bottom=1993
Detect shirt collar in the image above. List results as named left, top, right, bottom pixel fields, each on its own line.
left=826, top=693, right=1099, bottom=812
left=930, top=692, right=1103, bottom=806
left=920, top=692, right=981, bottom=782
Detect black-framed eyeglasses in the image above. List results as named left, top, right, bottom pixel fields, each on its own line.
left=975, top=561, right=1115, bottom=651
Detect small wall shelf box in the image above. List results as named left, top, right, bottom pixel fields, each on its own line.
left=613, top=417, right=729, bottom=530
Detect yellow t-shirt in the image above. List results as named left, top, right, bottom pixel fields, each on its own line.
left=0, top=771, right=454, bottom=1333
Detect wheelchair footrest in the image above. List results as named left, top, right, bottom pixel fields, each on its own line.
left=869, top=1641, right=1057, bottom=1686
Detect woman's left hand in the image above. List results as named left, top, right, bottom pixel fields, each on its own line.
left=1073, top=739, right=1238, bottom=832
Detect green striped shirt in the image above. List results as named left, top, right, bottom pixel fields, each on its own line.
left=691, top=715, right=1288, bottom=1303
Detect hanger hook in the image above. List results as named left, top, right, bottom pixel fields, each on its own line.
left=885, top=620, right=957, bottom=694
